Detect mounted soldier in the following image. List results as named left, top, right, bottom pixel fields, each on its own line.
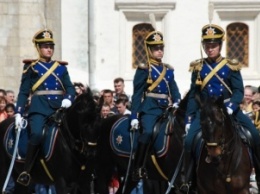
left=15, top=29, right=75, bottom=186
left=180, top=23, right=260, bottom=193
left=130, top=30, right=181, bottom=181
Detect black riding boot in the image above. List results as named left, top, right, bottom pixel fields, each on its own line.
left=253, top=145, right=260, bottom=192
left=17, top=143, right=39, bottom=186
left=132, top=142, right=149, bottom=181
left=180, top=151, right=194, bottom=194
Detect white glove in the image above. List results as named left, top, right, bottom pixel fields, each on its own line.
left=185, top=124, right=191, bottom=134
left=226, top=107, right=233, bottom=115
left=15, top=113, right=23, bottom=129
left=61, top=99, right=72, bottom=108
left=131, top=119, right=139, bottom=129
left=172, top=103, right=179, bottom=109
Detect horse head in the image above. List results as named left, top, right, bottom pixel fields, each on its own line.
left=62, top=89, right=99, bottom=159
left=200, top=96, right=234, bottom=161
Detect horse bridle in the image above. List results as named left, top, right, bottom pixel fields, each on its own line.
left=204, top=108, right=241, bottom=183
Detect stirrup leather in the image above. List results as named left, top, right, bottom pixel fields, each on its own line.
left=17, top=171, right=31, bottom=186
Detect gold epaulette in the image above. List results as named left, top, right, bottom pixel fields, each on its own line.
left=226, top=59, right=242, bottom=71
left=56, top=60, right=68, bottom=65
left=163, top=63, right=174, bottom=70
left=22, top=59, right=38, bottom=64
left=22, top=59, right=39, bottom=73
left=189, top=59, right=203, bottom=72
left=138, top=63, right=149, bottom=69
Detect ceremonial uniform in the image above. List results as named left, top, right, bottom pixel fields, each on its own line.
left=16, top=29, right=75, bottom=186
left=180, top=24, right=260, bottom=192
left=16, top=59, right=75, bottom=144
left=131, top=62, right=181, bottom=142
left=185, top=57, right=260, bottom=151
left=131, top=31, right=181, bottom=180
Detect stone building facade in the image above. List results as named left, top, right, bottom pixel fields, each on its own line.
left=0, top=0, right=260, bottom=97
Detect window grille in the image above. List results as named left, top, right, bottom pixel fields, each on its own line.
left=132, top=23, right=155, bottom=68
left=226, top=23, right=249, bottom=67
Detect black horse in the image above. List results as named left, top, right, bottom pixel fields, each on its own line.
left=95, top=96, right=188, bottom=194
left=197, top=97, right=251, bottom=194
left=0, top=90, right=99, bottom=194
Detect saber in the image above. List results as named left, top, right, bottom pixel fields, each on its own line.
left=2, top=118, right=27, bottom=193
left=165, top=150, right=184, bottom=194
left=122, top=126, right=136, bottom=194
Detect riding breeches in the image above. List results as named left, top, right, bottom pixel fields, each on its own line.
left=139, top=114, right=161, bottom=144
left=184, top=118, right=201, bottom=152
left=28, top=113, right=47, bottom=145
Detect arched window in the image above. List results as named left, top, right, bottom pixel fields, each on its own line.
left=226, top=23, right=249, bottom=67
left=132, top=23, right=155, bottom=68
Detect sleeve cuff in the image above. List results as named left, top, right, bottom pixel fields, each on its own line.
left=130, top=112, right=138, bottom=120
left=224, top=101, right=238, bottom=111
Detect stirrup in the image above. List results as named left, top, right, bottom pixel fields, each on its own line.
left=180, top=183, right=190, bottom=194
left=132, top=168, right=147, bottom=181
left=17, top=171, right=31, bottom=186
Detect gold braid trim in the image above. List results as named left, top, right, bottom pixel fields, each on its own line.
left=189, top=59, right=203, bottom=85
left=137, top=63, right=149, bottom=69
left=226, top=59, right=242, bottom=71
left=189, top=59, right=203, bottom=72
left=164, top=63, right=174, bottom=70
left=22, top=59, right=39, bottom=74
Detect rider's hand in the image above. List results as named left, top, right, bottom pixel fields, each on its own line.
left=131, top=119, right=139, bottom=130
left=15, top=113, right=22, bottom=129
left=61, top=99, right=72, bottom=108
left=172, top=102, right=179, bottom=109
left=226, top=107, right=233, bottom=115
left=185, top=124, right=191, bottom=134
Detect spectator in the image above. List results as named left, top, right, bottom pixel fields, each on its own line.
left=242, top=85, right=255, bottom=114
left=100, top=103, right=114, bottom=119
left=118, top=93, right=131, bottom=109
left=5, top=103, right=15, bottom=118
left=0, top=89, right=6, bottom=98
left=100, top=89, right=117, bottom=114
left=253, top=101, right=260, bottom=113
left=113, top=77, right=130, bottom=100
left=0, top=96, right=7, bottom=122
left=115, top=99, right=131, bottom=115
left=252, top=101, right=260, bottom=131
left=6, top=90, right=15, bottom=104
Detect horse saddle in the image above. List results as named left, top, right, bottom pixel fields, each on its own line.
left=110, top=115, right=173, bottom=157
left=4, top=120, right=59, bottom=162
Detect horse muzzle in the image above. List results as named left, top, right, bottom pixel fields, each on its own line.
left=205, top=143, right=222, bottom=163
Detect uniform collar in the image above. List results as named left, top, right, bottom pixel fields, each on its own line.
left=206, top=55, right=223, bottom=64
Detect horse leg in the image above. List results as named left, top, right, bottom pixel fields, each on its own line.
left=13, top=183, right=31, bottom=194
left=55, top=178, right=68, bottom=194
left=143, top=180, right=169, bottom=194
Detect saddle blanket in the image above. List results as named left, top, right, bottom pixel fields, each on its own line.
left=4, top=121, right=58, bottom=161
left=110, top=116, right=172, bottom=157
